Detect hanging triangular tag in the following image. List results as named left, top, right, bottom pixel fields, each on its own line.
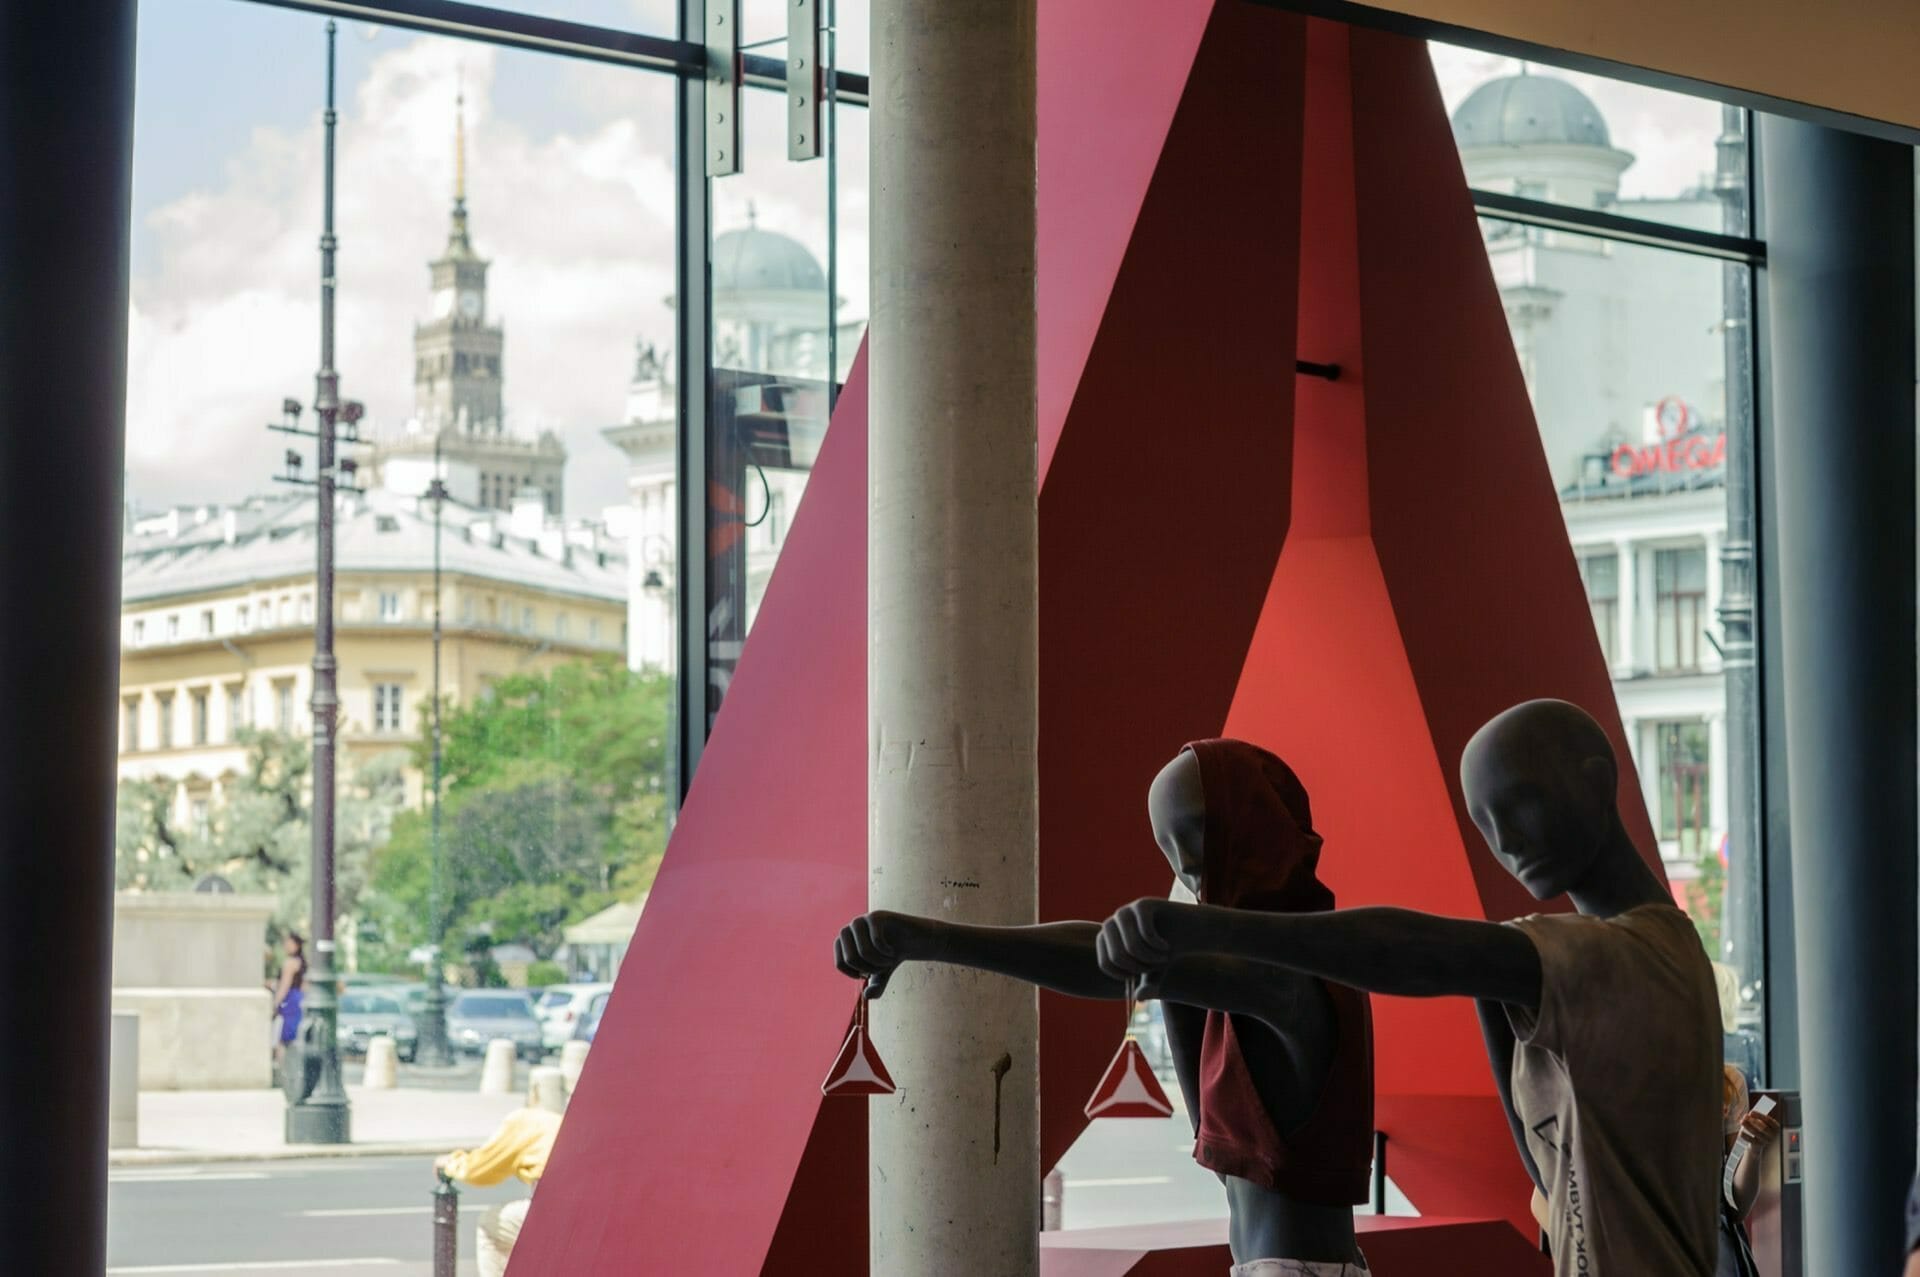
left=1083, top=1037, right=1174, bottom=1119
left=821, top=991, right=896, bottom=1096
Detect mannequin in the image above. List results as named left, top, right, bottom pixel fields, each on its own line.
left=836, top=740, right=1373, bottom=1272
left=1096, top=700, right=1722, bottom=1277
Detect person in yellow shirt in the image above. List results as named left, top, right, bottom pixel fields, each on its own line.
left=435, top=1083, right=563, bottom=1277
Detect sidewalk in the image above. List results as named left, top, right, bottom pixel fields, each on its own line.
left=113, top=1084, right=525, bottom=1166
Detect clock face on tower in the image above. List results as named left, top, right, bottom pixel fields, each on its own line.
left=432, top=288, right=454, bottom=319
left=458, top=290, right=482, bottom=320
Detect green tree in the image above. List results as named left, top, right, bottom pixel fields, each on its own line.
left=114, top=730, right=409, bottom=940
left=363, top=659, right=672, bottom=962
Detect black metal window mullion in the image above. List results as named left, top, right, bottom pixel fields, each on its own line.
left=240, top=0, right=700, bottom=72
left=1472, top=188, right=1765, bottom=263
left=673, top=0, right=712, bottom=807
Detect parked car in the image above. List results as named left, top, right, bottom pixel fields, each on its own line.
left=340, top=973, right=407, bottom=994
left=386, top=982, right=428, bottom=1019
left=338, top=991, right=419, bottom=1062
left=446, top=990, right=545, bottom=1062
left=572, top=990, right=612, bottom=1045
left=535, top=983, right=613, bottom=1050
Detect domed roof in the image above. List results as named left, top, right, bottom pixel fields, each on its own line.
left=1451, top=73, right=1612, bottom=149
left=713, top=225, right=827, bottom=294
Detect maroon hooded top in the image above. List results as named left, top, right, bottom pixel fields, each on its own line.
left=1184, top=739, right=1374, bottom=1206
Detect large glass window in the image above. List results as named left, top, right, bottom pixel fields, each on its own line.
left=1464, top=62, right=1763, bottom=1071
left=116, top=4, right=681, bottom=1268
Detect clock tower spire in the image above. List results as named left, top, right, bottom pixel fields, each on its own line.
left=376, top=78, right=566, bottom=517
left=415, top=79, right=501, bottom=435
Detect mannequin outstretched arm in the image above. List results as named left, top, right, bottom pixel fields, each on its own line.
left=834, top=910, right=1319, bottom=1034
left=1095, top=899, right=1543, bottom=1010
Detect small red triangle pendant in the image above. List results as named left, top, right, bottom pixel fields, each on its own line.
left=1083, top=1037, right=1174, bottom=1119
left=821, top=991, right=897, bottom=1096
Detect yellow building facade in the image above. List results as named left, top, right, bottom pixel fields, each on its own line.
left=118, top=489, right=629, bottom=822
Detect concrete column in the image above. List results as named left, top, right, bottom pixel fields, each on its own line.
left=1613, top=537, right=1637, bottom=674
left=1761, top=113, right=1915, bottom=1274
left=0, top=1, right=135, bottom=1267
left=870, top=1, right=1039, bottom=1274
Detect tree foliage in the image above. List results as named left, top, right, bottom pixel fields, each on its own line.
left=361, top=660, right=672, bottom=965
left=115, top=730, right=409, bottom=939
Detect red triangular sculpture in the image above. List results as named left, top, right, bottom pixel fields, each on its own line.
left=820, top=995, right=895, bottom=1097
left=1083, top=1037, right=1174, bottom=1119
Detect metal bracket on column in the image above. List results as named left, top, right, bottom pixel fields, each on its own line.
left=705, top=0, right=741, bottom=176
left=788, top=0, right=822, bottom=161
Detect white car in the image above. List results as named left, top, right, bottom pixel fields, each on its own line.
left=536, top=983, right=612, bottom=1050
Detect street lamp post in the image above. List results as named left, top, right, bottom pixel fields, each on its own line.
left=414, top=457, right=456, bottom=1068
left=268, top=20, right=359, bottom=1143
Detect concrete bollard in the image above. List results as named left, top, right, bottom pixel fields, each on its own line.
left=110, top=1012, right=139, bottom=1149
left=529, top=1064, right=567, bottom=1113
left=478, top=1038, right=516, bottom=1094
left=362, top=1035, right=399, bottom=1089
left=559, top=1039, right=589, bottom=1094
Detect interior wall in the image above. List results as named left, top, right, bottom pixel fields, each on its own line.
left=1294, top=0, right=1920, bottom=136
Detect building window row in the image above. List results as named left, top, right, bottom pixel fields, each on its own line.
left=125, top=592, right=318, bottom=648
left=1573, top=538, right=1713, bottom=677
left=120, top=680, right=257, bottom=753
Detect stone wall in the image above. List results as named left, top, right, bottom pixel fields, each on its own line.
left=111, top=892, right=276, bottom=1090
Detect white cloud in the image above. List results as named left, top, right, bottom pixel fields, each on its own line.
left=127, top=37, right=680, bottom=518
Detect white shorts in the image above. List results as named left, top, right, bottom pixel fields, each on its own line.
left=1230, top=1258, right=1369, bottom=1277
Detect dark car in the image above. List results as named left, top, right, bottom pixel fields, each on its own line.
left=446, top=990, right=545, bottom=1062
left=338, top=991, right=418, bottom=1062
left=572, top=990, right=611, bottom=1045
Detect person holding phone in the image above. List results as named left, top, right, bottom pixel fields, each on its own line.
left=1717, top=1066, right=1780, bottom=1277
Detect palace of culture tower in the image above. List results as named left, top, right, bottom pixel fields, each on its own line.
left=365, top=90, right=566, bottom=515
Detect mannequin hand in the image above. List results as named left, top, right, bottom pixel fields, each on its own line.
left=833, top=910, right=925, bottom=999
left=1096, top=898, right=1200, bottom=983
left=1738, top=1109, right=1781, bottom=1147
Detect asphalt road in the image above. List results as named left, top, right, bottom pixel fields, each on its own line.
left=108, top=1108, right=1407, bottom=1274
left=108, top=1156, right=519, bottom=1276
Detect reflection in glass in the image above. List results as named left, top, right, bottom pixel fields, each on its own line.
left=1443, top=21, right=1761, bottom=1087
left=1481, top=216, right=1760, bottom=1074
left=701, top=74, right=862, bottom=726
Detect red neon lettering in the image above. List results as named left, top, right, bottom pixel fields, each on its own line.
left=1609, top=433, right=1726, bottom=478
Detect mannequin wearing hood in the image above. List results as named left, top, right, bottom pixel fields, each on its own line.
left=835, top=740, right=1375, bottom=1274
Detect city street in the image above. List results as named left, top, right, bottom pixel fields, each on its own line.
left=108, top=1107, right=1265, bottom=1275
left=108, top=1156, right=518, bottom=1276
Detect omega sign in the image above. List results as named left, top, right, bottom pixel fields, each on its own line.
left=1611, top=396, right=1726, bottom=478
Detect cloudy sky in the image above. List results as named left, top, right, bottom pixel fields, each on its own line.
left=128, top=0, right=869, bottom=518
left=127, top=3, right=1715, bottom=521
